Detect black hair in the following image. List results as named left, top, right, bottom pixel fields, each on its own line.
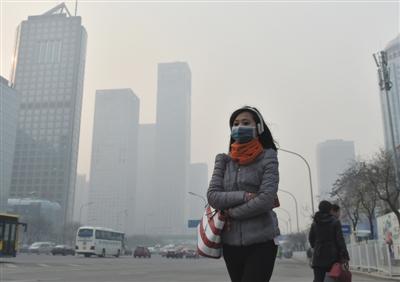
left=331, top=204, right=340, bottom=212
left=318, top=200, right=332, bottom=214
left=228, top=106, right=277, bottom=151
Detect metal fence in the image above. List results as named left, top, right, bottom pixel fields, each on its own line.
left=347, top=240, right=398, bottom=276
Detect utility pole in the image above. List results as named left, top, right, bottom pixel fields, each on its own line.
left=373, top=51, right=400, bottom=191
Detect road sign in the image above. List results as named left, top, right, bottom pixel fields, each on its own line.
left=341, top=224, right=351, bottom=235
left=188, top=220, right=200, bottom=228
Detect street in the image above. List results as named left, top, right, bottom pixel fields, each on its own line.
left=0, top=254, right=390, bottom=282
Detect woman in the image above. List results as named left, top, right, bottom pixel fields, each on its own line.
left=207, top=106, right=280, bottom=282
left=309, top=201, right=350, bottom=282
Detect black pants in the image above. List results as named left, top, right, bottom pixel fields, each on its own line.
left=313, top=267, right=330, bottom=282
left=222, top=241, right=278, bottom=282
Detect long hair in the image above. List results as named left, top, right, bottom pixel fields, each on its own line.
left=228, top=106, right=277, bottom=152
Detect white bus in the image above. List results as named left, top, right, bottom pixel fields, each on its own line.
left=75, top=226, right=124, bottom=258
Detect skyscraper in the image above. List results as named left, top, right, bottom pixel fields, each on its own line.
left=186, top=163, right=208, bottom=233
left=8, top=3, right=87, bottom=224
left=316, top=140, right=355, bottom=200
left=0, top=76, right=19, bottom=212
left=87, top=89, right=139, bottom=235
left=379, top=35, right=400, bottom=153
left=154, top=62, right=191, bottom=235
left=135, top=124, right=157, bottom=234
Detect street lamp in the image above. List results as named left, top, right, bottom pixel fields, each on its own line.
left=188, top=191, right=207, bottom=207
left=277, top=207, right=292, bottom=234
left=278, top=148, right=315, bottom=214
left=277, top=216, right=289, bottom=235
left=373, top=51, right=400, bottom=191
left=79, top=202, right=93, bottom=225
left=279, top=189, right=300, bottom=233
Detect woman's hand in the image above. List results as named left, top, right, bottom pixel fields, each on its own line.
left=244, top=192, right=257, bottom=202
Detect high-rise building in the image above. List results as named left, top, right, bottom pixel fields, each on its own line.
left=134, top=124, right=157, bottom=234
left=0, top=76, right=19, bottom=212
left=316, top=140, right=355, bottom=200
left=8, top=3, right=87, bottom=225
left=186, top=163, right=208, bottom=233
left=73, top=174, right=89, bottom=224
left=87, top=89, right=139, bottom=235
left=154, top=62, right=191, bottom=235
left=379, top=35, right=400, bottom=153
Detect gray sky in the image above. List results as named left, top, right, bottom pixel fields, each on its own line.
left=1, top=1, right=399, bottom=229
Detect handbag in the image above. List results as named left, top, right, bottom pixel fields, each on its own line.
left=328, top=262, right=352, bottom=282
left=197, top=205, right=225, bottom=259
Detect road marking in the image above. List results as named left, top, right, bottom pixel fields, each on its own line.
left=3, top=263, right=17, bottom=268
left=38, top=263, right=50, bottom=267
left=68, top=264, right=81, bottom=267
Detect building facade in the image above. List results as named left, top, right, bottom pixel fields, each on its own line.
left=380, top=35, right=400, bottom=152
left=186, top=163, right=208, bottom=233
left=87, top=89, right=139, bottom=235
left=0, top=76, right=19, bottom=212
left=316, top=140, right=355, bottom=200
left=72, top=174, right=89, bottom=224
left=154, top=62, right=191, bottom=235
left=134, top=124, right=157, bottom=234
left=8, top=4, right=87, bottom=225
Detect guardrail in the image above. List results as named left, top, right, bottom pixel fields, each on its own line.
left=347, top=240, right=397, bottom=277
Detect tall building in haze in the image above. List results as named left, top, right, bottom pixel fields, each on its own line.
left=134, top=124, right=157, bottom=234
left=379, top=35, right=400, bottom=153
left=316, top=140, right=355, bottom=200
left=154, top=62, right=191, bottom=235
left=8, top=3, right=87, bottom=224
left=0, top=76, right=19, bottom=212
left=87, top=89, right=139, bottom=235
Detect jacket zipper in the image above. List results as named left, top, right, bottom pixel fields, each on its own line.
left=235, top=164, right=243, bottom=246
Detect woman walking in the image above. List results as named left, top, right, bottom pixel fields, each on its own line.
left=207, top=106, right=280, bottom=282
left=309, top=201, right=350, bottom=282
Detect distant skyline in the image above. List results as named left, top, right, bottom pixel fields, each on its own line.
left=2, top=2, right=398, bottom=228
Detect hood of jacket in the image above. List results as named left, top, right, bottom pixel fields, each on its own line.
left=313, top=211, right=335, bottom=225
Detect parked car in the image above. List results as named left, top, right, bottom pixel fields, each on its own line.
left=51, top=245, right=75, bottom=256
left=166, top=248, right=184, bottom=258
left=18, top=244, right=30, bottom=253
left=282, top=248, right=293, bottom=259
left=184, top=249, right=199, bottom=259
left=28, top=242, right=55, bottom=255
left=133, top=246, right=151, bottom=258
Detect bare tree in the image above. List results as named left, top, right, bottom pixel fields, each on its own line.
left=331, top=162, right=362, bottom=232
left=364, top=149, right=399, bottom=227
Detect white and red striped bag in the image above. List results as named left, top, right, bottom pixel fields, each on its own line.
left=197, top=205, right=225, bottom=259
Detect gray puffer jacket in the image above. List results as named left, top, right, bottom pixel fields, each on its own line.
left=207, top=149, right=280, bottom=246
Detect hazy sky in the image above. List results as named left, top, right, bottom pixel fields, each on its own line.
left=1, top=1, right=399, bottom=229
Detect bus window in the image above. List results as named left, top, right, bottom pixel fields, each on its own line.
left=78, top=229, right=93, bottom=237
left=0, top=223, right=4, bottom=240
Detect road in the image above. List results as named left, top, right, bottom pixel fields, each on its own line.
left=0, top=254, right=391, bottom=282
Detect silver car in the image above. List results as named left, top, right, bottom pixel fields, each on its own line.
left=28, top=242, right=55, bottom=255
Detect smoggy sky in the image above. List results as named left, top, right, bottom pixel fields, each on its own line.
left=1, top=1, right=399, bottom=229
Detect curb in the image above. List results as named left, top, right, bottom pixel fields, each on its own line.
left=350, top=269, right=400, bottom=281
left=291, top=256, right=400, bottom=281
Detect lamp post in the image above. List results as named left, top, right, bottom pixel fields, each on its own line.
left=188, top=191, right=207, bottom=207
left=79, top=202, right=93, bottom=225
left=278, top=148, right=315, bottom=214
left=279, top=189, right=300, bottom=233
left=278, top=217, right=289, bottom=235
left=278, top=207, right=292, bottom=234
left=373, top=51, right=400, bottom=191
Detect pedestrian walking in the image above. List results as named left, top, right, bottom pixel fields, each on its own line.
left=309, top=201, right=350, bottom=282
left=207, top=106, right=280, bottom=282
left=330, top=204, right=341, bottom=220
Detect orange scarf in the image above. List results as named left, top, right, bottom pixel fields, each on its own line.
left=230, top=138, right=264, bottom=165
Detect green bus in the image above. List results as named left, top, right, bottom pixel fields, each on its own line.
left=0, top=213, right=27, bottom=257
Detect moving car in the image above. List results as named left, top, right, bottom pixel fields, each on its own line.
left=184, top=249, right=199, bottom=259
left=51, top=245, right=75, bottom=256
left=28, top=242, right=55, bottom=255
left=166, top=248, right=184, bottom=258
left=133, top=246, right=151, bottom=258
